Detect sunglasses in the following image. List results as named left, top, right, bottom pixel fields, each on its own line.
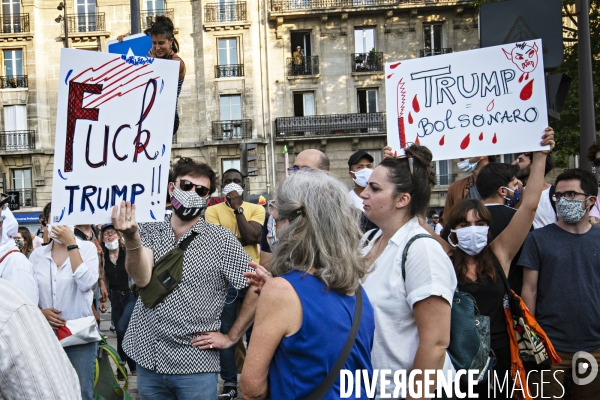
left=177, top=179, right=210, bottom=197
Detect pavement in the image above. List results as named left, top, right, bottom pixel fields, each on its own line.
left=99, top=307, right=243, bottom=399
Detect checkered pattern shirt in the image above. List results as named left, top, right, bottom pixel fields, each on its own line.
left=122, top=215, right=252, bottom=374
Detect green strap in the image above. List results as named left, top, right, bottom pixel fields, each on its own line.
left=401, top=234, right=436, bottom=280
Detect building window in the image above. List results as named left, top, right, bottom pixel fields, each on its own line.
left=4, top=104, right=27, bottom=130
left=293, top=92, right=315, bottom=117
left=222, top=158, right=240, bottom=173
left=2, top=0, right=20, bottom=17
left=500, top=154, right=515, bottom=164
left=423, top=24, right=444, bottom=53
left=218, top=38, right=238, bottom=65
left=2, top=0, right=21, bottom=33
left=432, top=160, right=453, bottom=186
left=357, top=89, right=378, bottom=113
left=146, top=0, right=164, bottom=11
left=3, top=49, right=22, bottom=77
left=76, top=0, right=97, bottom=31
left=354, top=27, right=375, bottom=53
left=12, top=168, right=31, bottom=190
left=220, top=95, right=242, bottom=121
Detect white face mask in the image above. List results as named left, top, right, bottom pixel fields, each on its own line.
left=457, top=159, right=479, bottom=173
left=48, top=224, right=74, bottom=245
left=351, top=168, right=373, bottom=188
left=105, top=240, right=120, bottom=250
left=448, top=226, right=489, bottom=256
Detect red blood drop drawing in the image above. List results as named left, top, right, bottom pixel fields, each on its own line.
left=486, top=99, right=495, bottom=112
left=412, top=95, right=420, bottom=113
left=492, top=133, right=498, bottom=144
left=387, top=73, right=394, bottom=79
left=415, top=136, right=420, bottom=145
left=479, top=132, right=484, bottom=141
left=439, top=135, right=445, bottom=146
left=520, top=79, right=534, bottom=101
left=390, top=62, right=401, bottom=69
left=408, top=112, right=413, bottom=124
left=460, top=133, right=470, bottom=150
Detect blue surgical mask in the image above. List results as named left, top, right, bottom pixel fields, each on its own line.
left=507, top=187, right=521, bottom=208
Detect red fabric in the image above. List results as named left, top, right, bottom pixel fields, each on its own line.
left=57, top=325, right=73, bottom=341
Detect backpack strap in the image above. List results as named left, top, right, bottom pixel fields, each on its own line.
left=364, top=228, right=379, bottom=246
left=0, top=249, right=20, bottom=264
left=307, top=287, right=363, bottom=399
left=401, top=234, right=436, bottom=280
left=549, top=184, right=557, bottom=215
left=178, top=231, right=199, bottom=251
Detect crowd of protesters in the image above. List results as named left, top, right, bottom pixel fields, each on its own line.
left=1, top=123, right=600, bottom=400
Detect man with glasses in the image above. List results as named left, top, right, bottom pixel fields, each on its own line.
left=512, top=151, right=556, bottom=228
left=520, top=169, right=600, bottom=399
left=586, top=139, right=600, bottom=227
left=205, top=169, right=265, bottom=399
left=113, top=157, right=257, bottom=400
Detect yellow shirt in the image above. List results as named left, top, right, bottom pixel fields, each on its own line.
left=205, top=201, right=265, bottom=263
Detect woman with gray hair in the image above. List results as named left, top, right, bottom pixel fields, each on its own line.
left=240, top=170, right=375, bottom=399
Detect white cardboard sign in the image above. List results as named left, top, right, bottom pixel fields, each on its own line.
left=51, top=48, right=179, bottom=225
left=385, top=39, right=548, bottom=161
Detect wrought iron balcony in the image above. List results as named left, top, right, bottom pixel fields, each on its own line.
left=11, top=188, right=36, bottom=207
left=0, top=14, right=29, bottom=34
left=436, top=174, right=456, bottom=186
left=0, top=75, right=27, bottom=89
left=204, top=1, right=247, bottom=23
left=275, top=112, right=385, bottom=137
left=0, top=130, right=35, bottom=150
left=141, top=9, right=174, bottom=30
left=419, top=48, right=453, bottom=57
left=215, top=64, right=245, bottom=78
left=286, top=56, right=319, bottom=76
left=351, top=52, right=383, bottom=72
left=212, top=119, right=252, bottom=140
left=66, top=13, right=105, bottom=33
left=271, top=0, right=468, bottom=12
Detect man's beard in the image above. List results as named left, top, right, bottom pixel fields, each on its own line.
left=516, top=165, right=531, bottom=181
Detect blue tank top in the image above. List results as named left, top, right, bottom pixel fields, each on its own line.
left=269, top=270, right=375, bottom=399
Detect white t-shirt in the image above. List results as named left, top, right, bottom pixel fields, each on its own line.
left=533, top=186, right=557, bottom=229
left=434, top=223, right=443, bottom=235
left=0, top=241, right=38, bottom=305
left=361, top=217, right=457, bottom=393
left=348, top=189, right=364, bottom=211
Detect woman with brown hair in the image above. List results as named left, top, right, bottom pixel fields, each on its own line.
left=439, top=129, right=555, bottom=398
left=15, top=226, right=33, bottom=257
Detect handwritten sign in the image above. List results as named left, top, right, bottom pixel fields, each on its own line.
left=51, top=48, right=179, bottom=225
left=385, top=39, right=548, bottom=161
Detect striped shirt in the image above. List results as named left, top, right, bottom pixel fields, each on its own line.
left=0, top=279, right=80, bottom=399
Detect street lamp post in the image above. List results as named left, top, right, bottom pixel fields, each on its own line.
left=56, top=2, right=68, bottom=48
left=578, top=0, right=596, bottom=171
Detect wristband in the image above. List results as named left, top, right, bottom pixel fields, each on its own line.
left=66, top=244, right=79, bottom=251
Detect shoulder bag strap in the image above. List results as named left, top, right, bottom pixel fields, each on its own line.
left=178, top=231, right=199, bottom=251
left=306, top=287, right=363, bottom=399
left=401, top=234, right=436, bottom=280
left=0, top=249, right=19, bottom=264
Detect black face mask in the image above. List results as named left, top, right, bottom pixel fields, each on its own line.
left=170, top=187, right=207, bottom=221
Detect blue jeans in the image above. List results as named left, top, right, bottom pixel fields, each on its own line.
left=64, top=341, right=98, bottom=400
left=137, top=365, right=217, bottom=400
left=219, top=284, right=251, bottom=386
left=111, top=290, right=137, bottom=371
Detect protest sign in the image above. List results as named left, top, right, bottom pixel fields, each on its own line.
left=51, top=48, right=179, bottom=225
left=107, top=33, right=152, bottom=57
left=385, top=39, right=548, bottom=161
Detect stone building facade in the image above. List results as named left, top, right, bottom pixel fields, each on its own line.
left=0, top=0, right=483, bottom=227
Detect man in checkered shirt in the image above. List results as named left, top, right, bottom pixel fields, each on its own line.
left=112, top=158, right=257, bottom=400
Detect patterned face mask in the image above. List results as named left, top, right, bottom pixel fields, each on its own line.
left=14, top=238, right=23, bottom=250
left=556, top=197, right=589, bottom=224
left=170, top=187, right=207, bottom=221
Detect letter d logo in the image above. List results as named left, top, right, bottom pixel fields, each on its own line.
left=572, top=351, right=598, bottom=386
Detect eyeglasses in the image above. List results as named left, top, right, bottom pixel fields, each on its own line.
left=177, top=179, right=210, bottom=197
left=267, top=200, right=276, bottom=214
left=287, top=166, right=313, bottom=174
left=103, top=229, right=117, bottom=237
left=552, top=191, right=591, bottom=201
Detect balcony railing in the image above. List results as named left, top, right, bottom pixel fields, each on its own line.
left=0, top=75, right=27, bottom=89
left=12, top=188, right=36, bottom=207
left=0, top=14, right=29, bottom=34
left=141, top=9, right=174, bottom=30
left=436, top=174, right=456, bottom=186
left=419, top=48, right=453, bottom=57
left=351, top=52, right=383, bottom=72
left=275, top=112, right=385, bottom=137
left=66, top=13, right=105, bottom=33
left=0, top=130, right=35, bottom=150
left=204, top=1, right=247, bottom=23
left=212, top=119, right=252, bottom=140
left=215, top=64, right=245, bottom=78
left=271, top=0, right=468, bottom=11
left=286, top=56, right=319, bottom=76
